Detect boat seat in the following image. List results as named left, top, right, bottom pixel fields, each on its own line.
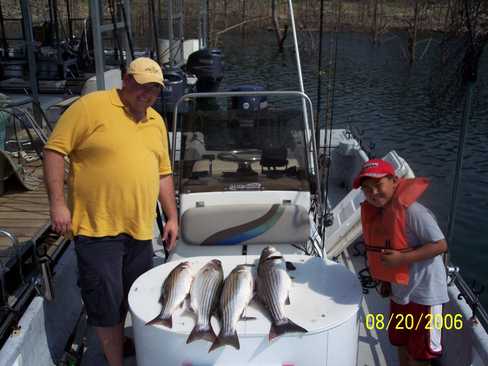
left=180, top=203, right=309, bottom=245
left=260, top=146, right=288, bottom=171
left=192, top=158, right=260, bottom=176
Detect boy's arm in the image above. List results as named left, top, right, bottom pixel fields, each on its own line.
left=381, top=202, right=447, bottom=267
left=381, top=239, right=447, bottom=267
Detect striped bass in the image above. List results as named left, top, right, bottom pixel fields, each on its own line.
left=209, top=264, right=254, bottom=352
left=187, top=259, right=224, bottom=344
left=257, top=246, right=307, bottom=340
left=146, top=261, right=193, bottom=328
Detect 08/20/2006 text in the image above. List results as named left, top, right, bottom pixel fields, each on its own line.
left=365, top=313, right=464, bottom=331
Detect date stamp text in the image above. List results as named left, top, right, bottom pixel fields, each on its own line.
left=365, top=313, right=464, bottom=331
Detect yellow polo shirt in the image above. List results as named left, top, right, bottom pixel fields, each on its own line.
left=45, top=89, right=172, bottom=240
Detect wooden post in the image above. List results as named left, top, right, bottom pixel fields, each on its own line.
left=372, top=0, right=379, bottom=44
left=241, top=0, right=246, bottom=38
left=272, top=0, right=282, bottom=47
left=409, top=0, right=421, bottom=65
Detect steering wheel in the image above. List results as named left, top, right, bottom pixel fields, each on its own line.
left=217, top=149, right=261, bottom=163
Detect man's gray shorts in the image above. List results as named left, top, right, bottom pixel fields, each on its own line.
left=74, top=234, right=153, bottom=327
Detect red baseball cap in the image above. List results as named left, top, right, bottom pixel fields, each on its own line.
left=352, top=159, right=395, bottom=189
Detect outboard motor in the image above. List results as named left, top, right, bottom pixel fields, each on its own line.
left=230, top=84, right=268, bottom=111
left=160, top=65, right=188, bottom=114
left=186, top=48, right=224, bottom=93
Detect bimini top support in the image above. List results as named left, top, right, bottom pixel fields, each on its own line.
left=286, top=0, right=318, bottom=181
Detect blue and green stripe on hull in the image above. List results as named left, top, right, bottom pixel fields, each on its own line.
left=202, top=204, right=285, bottom=245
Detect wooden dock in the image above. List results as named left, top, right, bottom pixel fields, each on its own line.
left=0, top=159, right=50, bottom=254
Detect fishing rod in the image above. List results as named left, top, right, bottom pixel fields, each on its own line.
left=446, top=1, right=487, bottom=245
left=320, top=0, right=341, bottom=249
left=108, top=0, right=125, bottom=71
left=315, top=0, right=325, bottom=151
left=149, top=0, right=161, bottom=63
left=118, top=0, right=134, bottom=60
left=0, top=1, right=8, bottom=59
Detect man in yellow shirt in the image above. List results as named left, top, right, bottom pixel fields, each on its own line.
left=43, top=58, right=177, bottom=366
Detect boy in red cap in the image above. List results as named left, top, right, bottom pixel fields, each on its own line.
left=354, top=159, right=448, bottom=366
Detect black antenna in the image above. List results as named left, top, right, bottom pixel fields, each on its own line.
left=0, top=1, right=8, bottom=59
left=315, top=0, right=325, bottom=150
left=118, top=0, right=134, bottom=60
left=149, top=0, right=161, bottom=63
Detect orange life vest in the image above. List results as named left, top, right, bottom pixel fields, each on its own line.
left=361, top=177, right=430, bottom=286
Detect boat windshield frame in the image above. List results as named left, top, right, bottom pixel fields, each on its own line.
left=170, top=91, right=320, bottom=201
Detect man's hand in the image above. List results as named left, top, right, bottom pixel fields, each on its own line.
left=50, top=203, right=72, bottom=236
left=380, top=249, right=407, bottom=267
left=162, top=218, right=178, bottom=251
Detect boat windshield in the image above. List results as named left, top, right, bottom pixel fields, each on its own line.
left=177, top=104, right=311, bottom=193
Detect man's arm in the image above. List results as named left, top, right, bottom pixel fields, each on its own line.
left=43, top=149, right=72, bottom=236
left=158, top=174, right=178, bottom=251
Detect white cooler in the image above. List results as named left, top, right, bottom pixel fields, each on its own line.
left=129, top=255, right=362, bottom=366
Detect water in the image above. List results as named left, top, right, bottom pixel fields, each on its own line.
left=218, top=31, right=488, bottom=308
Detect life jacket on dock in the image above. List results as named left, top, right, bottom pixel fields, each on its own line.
left=361, top=178, right=430, bottom=286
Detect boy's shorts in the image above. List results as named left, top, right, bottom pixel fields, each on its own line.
left=389, top=300, right=443, bottom=361
left=74, top=234, right=153, bottom=327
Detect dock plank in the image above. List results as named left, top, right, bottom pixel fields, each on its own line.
left=0, top=164, right=52, bottom=252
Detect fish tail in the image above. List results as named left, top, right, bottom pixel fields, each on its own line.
left=186, top=323, right=216, bottom=344
left=145, top=315, right=173, bottom=328
left=208, top=330, right=240, bottom=352
left=269, top=318, right=307, bottom=341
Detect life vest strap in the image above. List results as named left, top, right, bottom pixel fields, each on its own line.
left=364, top=244, right=413, bottom=253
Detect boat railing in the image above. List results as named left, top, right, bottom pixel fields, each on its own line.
left=448, top=265, right=488, bottom=331
left=0, top=226, right=71, bottom=349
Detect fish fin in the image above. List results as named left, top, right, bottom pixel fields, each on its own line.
left=241, top=315, right=257, bottom=321
left=269, top=318, right=307, bottom=341
left=146, top=315, right=172, bottom=328
left=251, top=295, right=267, bottom=315
left=285, top=261, right=296, bottom=271
left=211, top=302, right=222, bottom=321
left=181, top=294, right=191, bottom=309
left=285, top=295, right=291, bottom=305
left=181, top=307, right=194, bottom=317
left=267, top=255, right=284, bottom=261
left=208, top=330, right=240, bottom=352
left=186, top=324, right=216, bottom=344
left=239, top=308, right=256, bottom=321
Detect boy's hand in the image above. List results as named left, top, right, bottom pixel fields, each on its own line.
left=380, top=249, right=407, bottom=267
left=379, top=281, right=391, bottom=297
